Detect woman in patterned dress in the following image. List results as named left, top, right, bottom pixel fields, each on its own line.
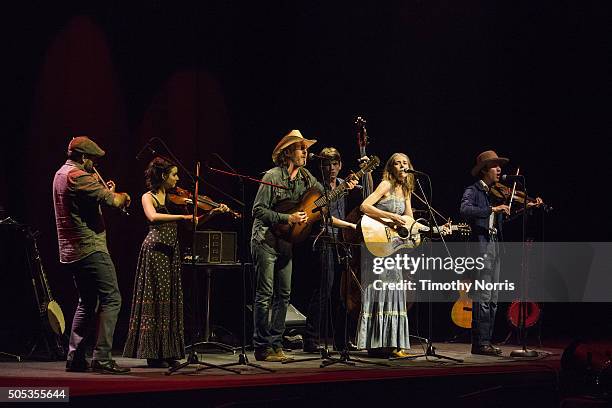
left=123, top=157, right=227, bottom=367
left=356, top=153, right=415, bottom=358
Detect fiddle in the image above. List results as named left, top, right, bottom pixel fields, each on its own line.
left=92, top=166, right=130, bottom=216
left=167, top=186, right=241, bottom=219
left=489, top=182, right=551, bottom=214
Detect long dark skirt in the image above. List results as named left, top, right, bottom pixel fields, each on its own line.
left=123, top=222, right=184, bottom=359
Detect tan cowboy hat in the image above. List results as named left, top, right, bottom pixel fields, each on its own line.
left=271, top=130, right=317, bottom=163
left=471, top=150, right=509, bottom=177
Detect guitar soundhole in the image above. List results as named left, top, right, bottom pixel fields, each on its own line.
left=397, top=226, right=409, bottom=238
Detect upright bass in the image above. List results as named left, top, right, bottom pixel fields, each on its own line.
left=341, top=116, right=373, bottom=321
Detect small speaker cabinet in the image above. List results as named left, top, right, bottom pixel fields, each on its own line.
left=194, top=231, right=237, bottom=263
left=220, top=231, right=237, bottom=263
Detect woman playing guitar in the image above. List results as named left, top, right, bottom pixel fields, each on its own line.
left=356, top=152, right=415, bottom=358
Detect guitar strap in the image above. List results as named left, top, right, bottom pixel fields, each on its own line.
left=298, top=167, right=312, bottom=190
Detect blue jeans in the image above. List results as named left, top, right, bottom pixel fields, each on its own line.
left=471, top=238, right=500, bottom=347
left=67, top=251, right=121, bottom=362
left=252, top=241, right=292, bottom=350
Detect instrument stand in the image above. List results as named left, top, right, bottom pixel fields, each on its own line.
left=25, top=227, right=65, bottom=361
left=500, top=323, right=543, bottom=349
left=25, top=331, right=63, bottom=361
left=390, top=334, right=463, bottom=363
left=185, top=265, right=237, bottom=355
left=509, top=177, right=539, bottom=358
left=394, top=177, right=463, bottom=364
left=195, top=155, right=283, bottom=374
left=446, top=329, right=471, bottom=344
left=168, top=261, right=240, bottom=374
left=0, top=352, right=20, bottom=362
left=0, top=218, right=59, bottom=362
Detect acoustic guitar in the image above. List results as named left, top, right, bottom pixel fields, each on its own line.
left=451, top=286, right=473, bottom=329
left=272, top=156, right=380, bottom=243
left=361, top=214, right=470, bottom=257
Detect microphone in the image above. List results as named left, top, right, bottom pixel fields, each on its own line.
left=135, top=141, right=156, bottom=160
left=308, top=153, right=330, bottom=160
left=402, top=168, right=427, bottom=175
left=501, top=174, right=524, bottom=182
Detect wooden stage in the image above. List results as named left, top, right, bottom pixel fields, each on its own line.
left=0, top=342, right=573, bottom=407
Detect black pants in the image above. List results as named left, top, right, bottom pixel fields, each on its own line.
left=304, top=243, right=348, bottom=349
left=66, top=251, right=121, bottom=362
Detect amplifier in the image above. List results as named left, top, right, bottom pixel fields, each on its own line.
left=193, top=231, right=237, bottom=263
left=245, top=303, right=306, bottom=328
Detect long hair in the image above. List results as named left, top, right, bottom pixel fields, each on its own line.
left=273, top=144, right=296, bottom=167
left=145, top=157, right=177, bottom=192
left=382, top=152, right=414, bottom=197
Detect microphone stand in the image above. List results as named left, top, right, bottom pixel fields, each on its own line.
left=138, top=138, right=245, bottom=210
left=167, top=161, right=240, bottom=375
left=510, top=176, right=538, bottom=358
left=194, top=156, right=287, bottom=374
left=283, top=160, right=387, bottom=368
left=320, top=238, right=388, bottom=368
left=391, top=174, right=462, bottom=363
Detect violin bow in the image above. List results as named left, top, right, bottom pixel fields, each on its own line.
left=93, top=166, right=129, bottom=216
left=508, top=167, right=520, bottom=213
left=193, top=162, right=200, bottom=228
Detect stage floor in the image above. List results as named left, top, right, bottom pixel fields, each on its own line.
left=0, top=342, right=568, bottom=406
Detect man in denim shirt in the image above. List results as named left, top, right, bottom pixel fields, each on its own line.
left=251, top=130, right=317, bottom=362
left=53, top=136, right=131, bottom=373
left=460, top=150, right=510, bottom=356
left=251, top=131, right=356, bottom=362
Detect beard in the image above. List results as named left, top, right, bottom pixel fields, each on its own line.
left=83, top=158, right=95, bottom=173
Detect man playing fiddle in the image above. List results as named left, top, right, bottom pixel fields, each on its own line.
left=53, top=136, right=131, bottom=373
left=460, top=150, right=543, bottom=355
left=460, top=150, right=544, bottom=356
left=460, top=150, right=510, bottom=356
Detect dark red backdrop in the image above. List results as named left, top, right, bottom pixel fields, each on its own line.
left=3, top=1, right=611, bottom=347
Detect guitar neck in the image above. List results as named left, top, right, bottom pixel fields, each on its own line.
left=315, top=167, right=369, bottom=208
left=359, top=146, right=373, bottom=197
left=431, top=225, right=457, bottom=232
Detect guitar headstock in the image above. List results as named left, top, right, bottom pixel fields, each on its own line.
left=362, top=155, right=380, bottom=172
left=438, top=222, right=471, bottom=236
left=453, top=223, right=471, bottom=235
left=348, top=156, right=379, bottom=186
left=354, top=116, right=368, bottom=149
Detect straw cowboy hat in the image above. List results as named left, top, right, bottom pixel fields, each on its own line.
left=471, top=150, right=509, bottom=177
left=271, top=130, right=317, bottom=163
